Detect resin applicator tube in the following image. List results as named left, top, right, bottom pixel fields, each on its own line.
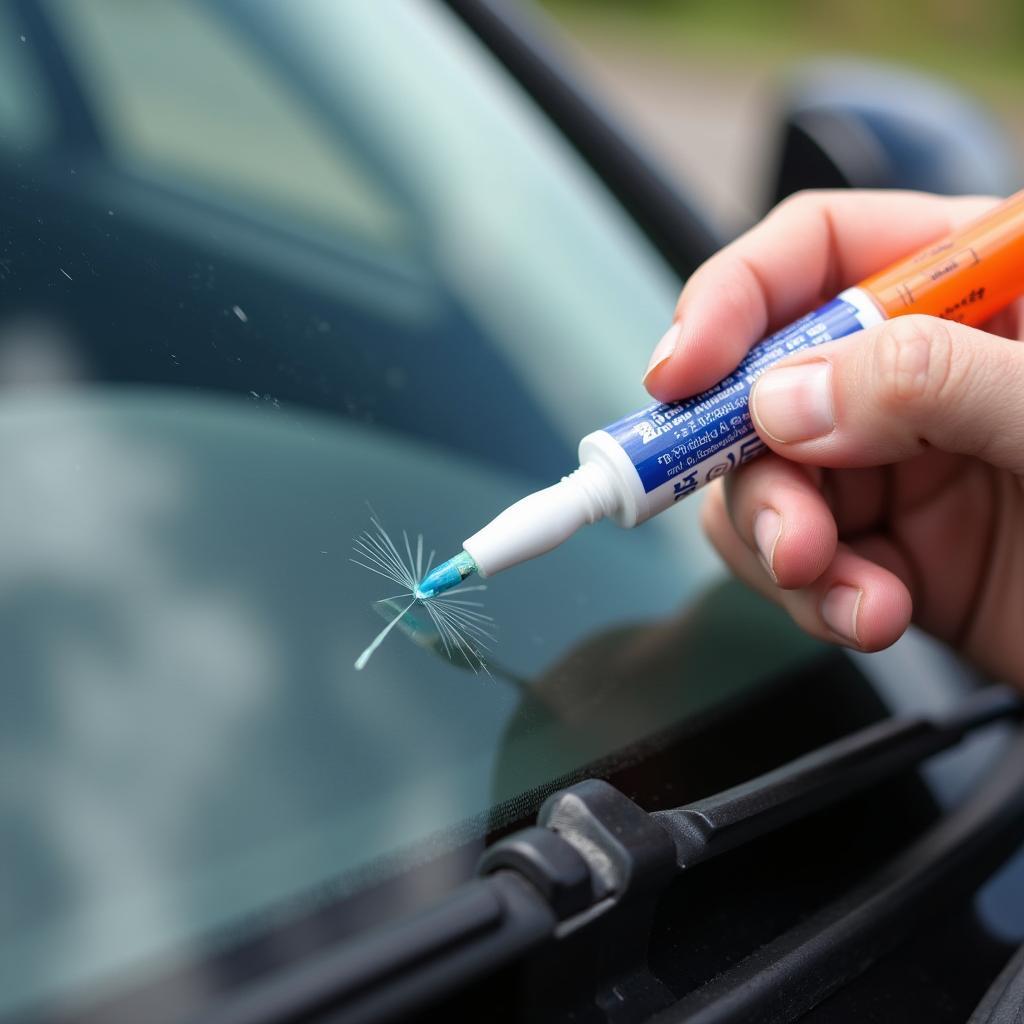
left=417, top=189, right=1024, bottom=598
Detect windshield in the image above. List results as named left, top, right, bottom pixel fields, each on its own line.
left=0, top=1, right=822, bottom=1018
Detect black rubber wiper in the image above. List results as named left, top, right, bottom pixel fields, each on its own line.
left=196, top=873, right=556, bottom=1024
left=968, top=943, right=1024, bottom=1024
left=195, top=686, right=1022, bottom=1024
left=650, top=684, right=1020, bottom=870
left=650, top=728, right=1024, bottom=1024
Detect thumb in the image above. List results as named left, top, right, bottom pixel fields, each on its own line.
left=748, top=314, right=1024, bottom=473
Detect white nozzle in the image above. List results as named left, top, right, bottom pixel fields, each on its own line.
left=463, top=463, right=617, bottom=577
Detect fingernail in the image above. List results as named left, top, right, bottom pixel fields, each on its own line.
left=751, top=361, right=834, bottom=442
left=643, top=322, right=682, bottom=385
left=753, top=507, right=782, bottom=580
left=821, top=584, right=862, bottom=645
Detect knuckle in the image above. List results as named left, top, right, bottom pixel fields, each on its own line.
left=768, top=188, right=845, bottom=223
left=871, top=315, right=962, bottom=410
left=770, top=189, right=820, bottom=222
left=770, top=190, right=827, bottom=218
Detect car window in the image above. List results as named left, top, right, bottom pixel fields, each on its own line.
left=48, top=0, right=408, bottom=248
left=0, top=8, right=52, bottom=152
left=0, top=1, right=823, bottom=1018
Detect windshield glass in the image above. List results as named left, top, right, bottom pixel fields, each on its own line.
left=1, top=0, right=822, bottom=1017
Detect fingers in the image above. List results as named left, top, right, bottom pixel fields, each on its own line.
left=720, top=453, right=836, bottom=589
left=702, top=480, right=913, bottom=651
left=645, top=190, right=997, bottom=402
left=749, top=315, right=1024, bottom=475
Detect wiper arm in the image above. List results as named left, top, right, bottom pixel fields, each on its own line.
left=969, top=942, right=1024, bottom=1024
left=195, top=874, right=556, bottom=1024
left=650, top=685, right=1020, bottom=870
left=196, top=686, right=1021, bottom=1024
left=650, top=728, right=1024, bottom=1024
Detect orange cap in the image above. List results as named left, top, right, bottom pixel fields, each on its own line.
left=858, top=189, right=1024, bottom=327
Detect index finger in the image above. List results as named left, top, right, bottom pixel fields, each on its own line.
left=643, top=190, right=998, bottom=402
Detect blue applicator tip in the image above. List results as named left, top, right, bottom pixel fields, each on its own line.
left=416, top=550, right=478, bottom=599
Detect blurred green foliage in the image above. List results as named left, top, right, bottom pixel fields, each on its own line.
left=538, top=0, right=1024, bottom=90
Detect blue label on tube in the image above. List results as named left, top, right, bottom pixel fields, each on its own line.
left=604, top=291, right=880, bottom=499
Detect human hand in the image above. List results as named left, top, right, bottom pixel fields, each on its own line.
left=644, top=190, right=1024, bottom=686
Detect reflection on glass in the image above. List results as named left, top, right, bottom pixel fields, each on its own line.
left=48, top=0, right=409, bottom=247
left=0, top=0, right=820, bottom=1018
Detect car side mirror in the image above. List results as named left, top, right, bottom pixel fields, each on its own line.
left=767, top=59, right=1018, bottom=209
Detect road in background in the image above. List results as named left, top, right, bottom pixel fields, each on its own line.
left=551, top=34, right=774, bottom=235
left=538, top=6, right=1024, bottom=241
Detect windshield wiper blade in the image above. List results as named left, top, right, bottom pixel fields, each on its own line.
left=968, top=942, right=1024, bottom=1024
left=650, top=685, right=1021, bottom=870
left=649, top=728, right=1024, bottom=1024
left=195, top=873, right=556, bottom=1024
left=196, top=687, right=1021, bottom=1024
